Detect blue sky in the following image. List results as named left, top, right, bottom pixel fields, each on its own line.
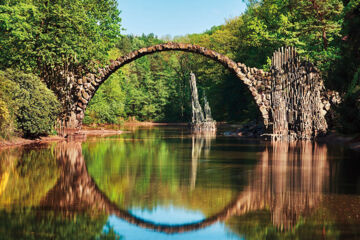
left=117, top=0, right=247, bottom=38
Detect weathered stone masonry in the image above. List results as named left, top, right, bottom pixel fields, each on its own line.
left=64, top=43, right=340, bottom=139
left=269, top=47, right=341, bottom=140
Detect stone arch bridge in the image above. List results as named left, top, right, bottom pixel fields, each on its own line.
left=65, top=43, right=340, bottom=139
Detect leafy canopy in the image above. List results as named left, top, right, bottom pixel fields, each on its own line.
left=0, top=0, right=122, bottom=85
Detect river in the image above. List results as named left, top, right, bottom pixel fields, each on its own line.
left=0, top=126, right=359, bottom=239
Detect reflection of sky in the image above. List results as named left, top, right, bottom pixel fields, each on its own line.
left=103, top=205, right=243, bottom=240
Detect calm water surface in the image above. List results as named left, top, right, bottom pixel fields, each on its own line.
left=0, top=126, right=360, bottom=239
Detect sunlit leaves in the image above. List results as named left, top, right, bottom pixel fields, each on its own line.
left=0, top=0, right=122, bottom=86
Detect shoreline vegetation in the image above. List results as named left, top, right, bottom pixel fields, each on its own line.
left=1, top=123, right=359, bottom=152
left=0, top=121, right=186, bottom=148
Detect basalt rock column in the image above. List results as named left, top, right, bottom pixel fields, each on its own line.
left=190, top=72, right=205, bottom=124
left=189, top=72, right=216, bottom=132
left=269, top=47, right=339, bottom=140
left=204, top=96, right=214, bottom=122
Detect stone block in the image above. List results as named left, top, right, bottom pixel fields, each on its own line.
left=79, top=97, right=87, bottom=105
left=76, top=112, right=84, bottom=121
left=95, top=77, right=102, bottom=83
left=260, top=106, right=268, bottom=115
left=82, top=90, right=90, bottom=100
left=256, top=98, right=262, bottom=105
left=91, top=80, right=98, bottom=87
left=87, top=83, right=95, bottom=92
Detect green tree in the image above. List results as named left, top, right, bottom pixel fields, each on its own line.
left=85, top=34, right=179, bottom=123
left=329, top=0, right=360, bottom=133
left=0, top=0, right=122, bottom=116
left=0, top=70, right=60, bottom=138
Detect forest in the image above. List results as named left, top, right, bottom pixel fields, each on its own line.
left=0, top=0, right=359, bottom=138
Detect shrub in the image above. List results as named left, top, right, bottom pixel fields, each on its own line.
left=0, top=70, right=60, bottom=138
left=0, top=99, right=12, bottom=139
left=0, top=75, right=18, bottom=139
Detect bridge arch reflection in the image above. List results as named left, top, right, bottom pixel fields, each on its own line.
left=40, top=138, right=329, bottom=233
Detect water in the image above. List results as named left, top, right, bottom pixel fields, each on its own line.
left=0, top=126, right=359, bottom=239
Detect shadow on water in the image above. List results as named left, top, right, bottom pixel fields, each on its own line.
left=0, top=127, right=359, bottom=239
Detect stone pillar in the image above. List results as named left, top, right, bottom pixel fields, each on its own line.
left=189, top=72, right=216, bottom=132
left=189, top=72, right=205, bottom=124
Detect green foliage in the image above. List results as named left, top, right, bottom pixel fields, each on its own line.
left=337, top=84, right=360, bottom=133
left=228, top=208, right=340, bottom=240
left=327, top=1, right=360, bottom=132
left=84, top=128, right=238, bottom=215
left=85, top=35, right=180, bottom=123
left=0, top=145, right=59, bottom=207
left=0, top=209, right=121, bottom=240
left=0, top=99, right=12, bottom=139
left=0, top=0, right=122, bottom=90
left=0, top=69, right=60, bottom=138
left=84, top=70, right=126, bottom=125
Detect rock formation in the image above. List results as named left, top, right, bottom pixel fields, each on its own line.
left=189, top=72, right=216, bottom=132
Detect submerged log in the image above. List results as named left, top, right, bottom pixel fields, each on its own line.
left=189, top=72, right=216, bottom=132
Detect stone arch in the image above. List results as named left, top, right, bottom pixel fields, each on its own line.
left=70, top=42, right=271, bottom=129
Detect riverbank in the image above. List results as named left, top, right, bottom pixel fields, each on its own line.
left=0, top=122, right=178, bottom=148
left=0, top=129, right=126, bottom=149
left=1, top=124, right=359, bottom=152
left=83, top=122, right=188, bottom=129
left=0, top=135, right=65, bottom=149
left=316, top=132, right=360, bottom=152
left=0, top=122, right=189, bottom=148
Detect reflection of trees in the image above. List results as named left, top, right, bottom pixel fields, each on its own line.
left=38, top=140, right=333, bottom=235
left=0, top=209, right=117, bottom=240
left=40, top=140, right=239, bottom=234
left=84, top=130, right=236, bottom=215
left=0, top=145, right=120, bottom=240
left=1, top=136, right=358, bottom=238
left=0, top=146, right=59, bottom=208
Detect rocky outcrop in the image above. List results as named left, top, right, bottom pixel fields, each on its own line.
left=267, top=47, right=341, bottom=140
left=189, top=72, right=216, bottom=132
